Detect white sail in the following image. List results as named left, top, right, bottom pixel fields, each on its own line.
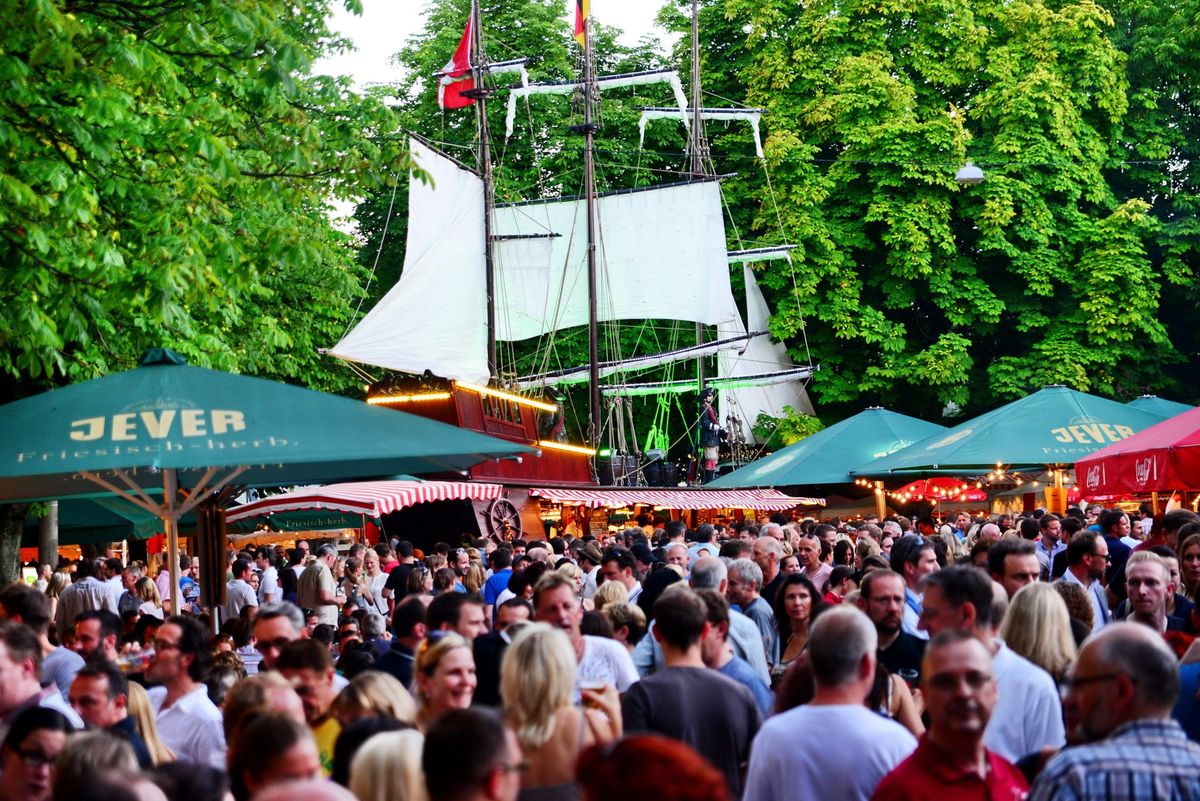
left=506, top=69, right=688, bottom=138
left=328, top=139, right=490, bottom=383
left=639, top=107, right=765, bottom=159
left=493, top=179, right=739, bottom=341
left=717, top=264, right=814, bottom=441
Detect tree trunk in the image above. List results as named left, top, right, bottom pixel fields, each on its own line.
left=0, top=504, right=31, bottom=583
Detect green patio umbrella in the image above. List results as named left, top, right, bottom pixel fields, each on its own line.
left=710, top=407, right=947, bottom=488
left=0, top=348, right=533, bottom=611
left=23, top=495, right=196, bottom=547
left=1126, top=395, right=1193, bottom=420
left=852, top=385, right=1163, bottom=476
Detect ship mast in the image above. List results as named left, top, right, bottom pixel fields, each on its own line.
left=689, top=0, right=709, bottom=394
left=577, top=14, right=602, bottom=445
left=468, top=0, right=498, bottom=377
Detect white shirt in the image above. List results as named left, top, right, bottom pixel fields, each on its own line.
left=258, top=565, right=280, bottom=604
left=985, top=641, right=1066, bottom=761
left=577, top=634, right=638, bottom=694
left=105, top=575, right=125, bottom=607
left=148, top=685, right=226, bottom=769
left=224, top=579, right=258, bottom=622
left=743, top=704, right=916, bottom=801
left=55, top=576, right=117, bottom=632
left=361, top=573, right=389, bottom=617
left=581, top=566, right=599, bottom=600
left=627, top=581, right=644, bottom=606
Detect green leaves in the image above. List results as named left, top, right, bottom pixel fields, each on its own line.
left=0, top=0, right=410, bottom=399
left=709, top=0, right=1191, bottom=419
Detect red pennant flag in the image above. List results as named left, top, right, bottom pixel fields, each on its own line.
left=438, top=17, right=475, bottom=109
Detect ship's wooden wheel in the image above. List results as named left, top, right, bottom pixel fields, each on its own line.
left=486, top=498, right=523, bottom=540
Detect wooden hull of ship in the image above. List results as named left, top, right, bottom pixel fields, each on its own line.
left=393, top=387, right=593, bottom=485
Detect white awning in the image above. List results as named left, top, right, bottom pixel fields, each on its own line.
left=528, top=486, right=823, bottom=510
left=226, top=480, right=504, bottom=523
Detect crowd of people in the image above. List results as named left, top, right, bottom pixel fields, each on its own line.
left=5, top=503, right=1200, bottom=801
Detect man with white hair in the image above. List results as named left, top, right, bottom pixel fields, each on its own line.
left=760, top=523, right=785, bottom=542
left=632, top=557, right=771, bottom=682
left=664, top=543, right=690, bottom=573
left=727, top=559, right=777, bottom=666
left=743, top=607, right=916, bottom=801
left=753, top=536, right=785, bottom=605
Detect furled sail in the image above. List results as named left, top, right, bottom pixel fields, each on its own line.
left=514, top=330, right=766, bottom=390
left=493, top=178, right=739, bottom=341
left=717, top=263, right=815, bottom=440
left=489, top=58, right=530, bottom=89
left=639, top=106, right=765, bottom=160
left=601, top=366, right=816, bottom=396
left=328, top=139, right=490, bottom=383
left=506, top=69, right=688, bottom=138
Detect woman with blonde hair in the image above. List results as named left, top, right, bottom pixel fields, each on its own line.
left=556, top=562, right=593, bottom=610
left=126, top=680, right=174, bottom=765
left=43, top=571, right=71, bottom=632
left=331, top=671, right=417, bottom=727
left=501, top=623, right=618, bottom=801
left=1000, top=582, right=1077, bottom=685
left=854, top=538, right=880, bottom=570
left=464, top=562, right=488, bottom=595
left=134, top=576, right=164, bottom=620
left=349, top=729, right=427, bottom=801
left=592, top=579, right=628, bottom=612
left=414, top=633, right=476, bottom=731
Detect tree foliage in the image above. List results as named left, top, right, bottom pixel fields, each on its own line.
left=0, top=0, right=410, bottom=398
left=712, top=0, right=1189, bottom=418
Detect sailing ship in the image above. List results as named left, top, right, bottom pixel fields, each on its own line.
left=324, top=0, right=816, bottom=519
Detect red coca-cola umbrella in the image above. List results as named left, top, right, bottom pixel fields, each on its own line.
left=1076, top=406, right=1200, bottom=495
left=892, top=477, right=988, bottom=503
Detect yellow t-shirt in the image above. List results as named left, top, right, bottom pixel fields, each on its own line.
left=312, top=715, right=342, bottom=777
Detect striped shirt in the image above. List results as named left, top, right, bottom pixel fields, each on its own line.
left=1028, top=718, right=1200, bottom=801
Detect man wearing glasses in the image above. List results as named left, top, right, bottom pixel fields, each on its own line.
left=872, top=630, right=1027, bottom=800
left=918, top=566, right=1064, bottom=763
left=252, top=603, right=349, bottom=690
left=143, top=615, right=225, bottom=768
left=1057, top=531, right=1111, bottom=632
left=1029, top=623, right=1200, bottom=799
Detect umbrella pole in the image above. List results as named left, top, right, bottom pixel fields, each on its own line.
left=164, top=470, right=181, bottom=616
left=1151, top=491, right=1160, bottom=515
left=874, top=481, right=886, bottom=521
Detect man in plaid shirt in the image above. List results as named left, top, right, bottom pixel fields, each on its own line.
left=1029, top=623, right=1200, bottom=800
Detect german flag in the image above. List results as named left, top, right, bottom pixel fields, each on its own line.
left=574, top=0, right=589, bottom=46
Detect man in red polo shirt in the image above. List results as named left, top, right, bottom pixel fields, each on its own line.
left=872, top=629, right=1028, bottom=801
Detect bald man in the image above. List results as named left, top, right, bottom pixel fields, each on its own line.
left=1030, top=623, right=1200, bottom=799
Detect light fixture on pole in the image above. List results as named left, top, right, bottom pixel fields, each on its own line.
left=956, top=161, right=985, bottom=186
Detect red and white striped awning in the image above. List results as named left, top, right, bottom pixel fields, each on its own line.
left=528, top=487, right=823, bottom=511
left=226, top=480, right=504, bottom=523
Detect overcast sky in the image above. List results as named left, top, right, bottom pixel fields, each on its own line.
left=317, top=0, right=668, bottom=90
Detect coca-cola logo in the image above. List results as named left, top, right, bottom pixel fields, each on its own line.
left=1085, top=464, right=1102, bottom=490
left=1134, top=457, right=1153, bottom=485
